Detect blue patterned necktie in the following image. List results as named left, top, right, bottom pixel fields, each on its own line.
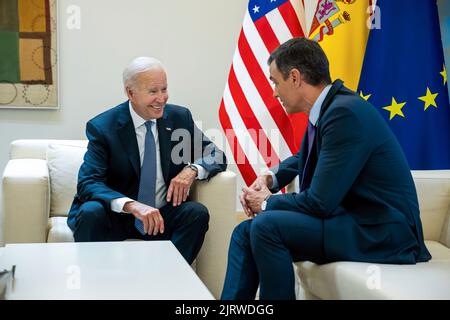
left=135, top=121, right=157, bottom=234
left=300, top=121, right=316, bottom=192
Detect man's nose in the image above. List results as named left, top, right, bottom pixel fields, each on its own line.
left=156, top=92, right=166, bottom=103
left=272, top=90, right=278, bottom=99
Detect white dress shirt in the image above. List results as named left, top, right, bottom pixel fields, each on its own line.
left=269, top=84, right=332, bottom=190
left=111, top=102, right=208, bottom=213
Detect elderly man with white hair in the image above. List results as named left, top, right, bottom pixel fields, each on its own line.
left=67, top=57, right=227, bottom=264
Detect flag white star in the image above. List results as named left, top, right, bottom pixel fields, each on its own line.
left=253, top=5, right=260, bottom=14
left=270, top=0, right=277, bottom=2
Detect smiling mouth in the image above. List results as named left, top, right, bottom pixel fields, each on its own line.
left=149, top=105, right=164, bottom=110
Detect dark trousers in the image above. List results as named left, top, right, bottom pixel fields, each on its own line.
left=67, top=201, right=209, bottom=264
left=221, top=210, right=325, bottom=300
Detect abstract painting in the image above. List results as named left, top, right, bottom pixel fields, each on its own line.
left=0, top=0, right=57, bottom=109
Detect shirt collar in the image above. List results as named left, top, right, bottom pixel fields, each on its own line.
left=309, top=84, right=332, bottom=126
left=128, top=101, right=156, bottom=129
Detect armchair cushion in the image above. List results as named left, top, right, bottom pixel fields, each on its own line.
left=47, top=217, right=74, bottom=242
left=46, top=142, right=87, bottom=216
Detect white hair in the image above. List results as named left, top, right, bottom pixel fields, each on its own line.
left=123, top=56, right=164, bottom=89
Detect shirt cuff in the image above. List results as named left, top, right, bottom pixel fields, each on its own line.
left=111, top=197, right=134, bottom=213
left=267, top=170, right=279, bottom=190
left=192, top=164, right=209, bottom=180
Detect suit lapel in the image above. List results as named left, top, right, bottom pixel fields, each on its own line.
left=314, top=79, right=345, bottom=155
left=117, top=102, right=140, bottom=176
left=157, top=115, right=173, bottom=185
left=298, top=131, right=308, bottom=171
left=302, top=79, right=344, bottom=186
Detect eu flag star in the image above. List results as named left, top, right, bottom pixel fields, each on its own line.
left=418, top=87, right=438, bottom=111
left=383, top=97, right=406, bottom=120
left=359, top=91, right=371, bottom=101
left=440, top=65, right=447, bottom=85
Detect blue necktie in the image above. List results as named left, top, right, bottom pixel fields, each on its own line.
left=135, top=121, right=157, bottom=234
left=300, top=121, right=316, bottom=192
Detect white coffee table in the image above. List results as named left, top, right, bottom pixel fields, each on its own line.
left=0, top=241, right=214, bottom=300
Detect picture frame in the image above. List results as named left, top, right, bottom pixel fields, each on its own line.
left=0, top=0, right=59, bottom=110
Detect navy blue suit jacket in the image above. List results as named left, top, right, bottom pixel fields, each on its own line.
left=68, top=101, right=227, bottom=225
left=267, top=80, right=431, bottom=264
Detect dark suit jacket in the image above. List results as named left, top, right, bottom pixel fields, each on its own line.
left=68, top=101, right=227, bottom=226
left=267, top=80, right=431, bottom=264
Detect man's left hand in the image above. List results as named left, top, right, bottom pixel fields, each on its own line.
left=167, top=166, right=197, bottom=206
left=243, top=184, right=272, bottom=214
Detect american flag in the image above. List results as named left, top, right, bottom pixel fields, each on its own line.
left=219, top=0, right=308, bottom=186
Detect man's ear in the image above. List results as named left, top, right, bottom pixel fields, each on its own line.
left=290, top=68, right=302, bottom=87
left=125, top=86, right=134, bottom=100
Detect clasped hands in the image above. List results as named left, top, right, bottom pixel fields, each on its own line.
left=240, top=174, right=273, bottom=218
left=124, top=166, right=197, bottom=235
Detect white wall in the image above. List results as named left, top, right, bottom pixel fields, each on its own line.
left=0, top=0, right=248, bottom=216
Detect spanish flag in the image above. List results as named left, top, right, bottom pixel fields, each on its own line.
left=308, top=0, right=372, bottom=91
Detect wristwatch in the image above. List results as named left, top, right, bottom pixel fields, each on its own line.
left=261, top=195, right=271, bottom=211
left=186, top=163, right=199, bottom=177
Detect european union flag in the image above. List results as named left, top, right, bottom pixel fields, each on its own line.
left=358, top=0, right=450, bottom=169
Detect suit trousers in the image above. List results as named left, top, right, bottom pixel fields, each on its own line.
left=221, top=210, right=325, bottom=300
left=67, top=200, right=209, bottom=264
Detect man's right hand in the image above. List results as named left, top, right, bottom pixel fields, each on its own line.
left=124, top=201, right=164, bottom=236
left=249, top=173, right=273, bottom=191
left=240, top=173, right=273, bottom=217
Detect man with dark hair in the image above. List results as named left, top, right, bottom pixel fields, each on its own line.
left=268, top=37, right=331, bottom=86
left=221, top=37, right=431, bottom=300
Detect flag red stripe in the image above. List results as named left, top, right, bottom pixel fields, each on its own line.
left=219, top=3, right=309, bottom=187
left=287, top=113, right=308, bottom=152
left=238, top=32, right=298, bottom=154
left=254, top=16, right=280, bottom=54
left=219, top=100, right=258, bottom=186
left=228, top=66, right=281, bottom=168
left=278, top=1, right=304, bottom=38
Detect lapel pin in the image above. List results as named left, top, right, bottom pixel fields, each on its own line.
left=166, top=127, right=172, bottom=131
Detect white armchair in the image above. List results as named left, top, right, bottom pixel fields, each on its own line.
left=294, top=170, right=450, bottom=299
left=1, top=139, right=237, bottom=299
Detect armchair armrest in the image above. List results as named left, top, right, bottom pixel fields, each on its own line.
left=191, top=170, right=237, bottom=299
left=2, top=159, right=50, bottom=244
